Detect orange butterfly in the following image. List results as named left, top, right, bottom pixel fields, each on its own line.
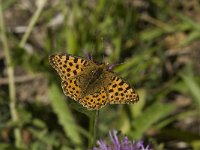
left=49, top=54, right=139, bottom=110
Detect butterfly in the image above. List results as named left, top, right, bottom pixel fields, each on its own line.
left=49, top=53, right=139, bottom=110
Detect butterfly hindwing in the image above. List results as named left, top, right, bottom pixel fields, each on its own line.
left=107, top=75, right=139, bottom=104
left=49, top=54, right=89, bottom=80
left=79, top=87, right=108, bottom=110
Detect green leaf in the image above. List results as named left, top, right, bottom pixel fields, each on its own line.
left=29, top=128, right=59, bottom=146
left=131, top=101, right=175, bottom=140
left=139, top=28, right=165, bottom=42
left=0, top=143, right=16, bottom=150
left=49, top=83, right=82, bottom=146
left=69, top=101, right=96, bottom=119
left=181, top=72, right=200, bottom=107
left=130, top=88, right=146, bottom=118
left=192, top=140, right=200, bottom=150
left=32, top=118, right=46, bottom=128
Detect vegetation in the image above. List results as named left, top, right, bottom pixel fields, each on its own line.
left=0, top=0, right=200, bottom=149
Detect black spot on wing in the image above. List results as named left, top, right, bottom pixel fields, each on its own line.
left=74, top=57, right=78, bottom=63
left=119, top=81, right=124, bottom=86
left=73, top=70, right=77, bottom=75
left=118, top=88, right=123, bottom=91
left=126, top=86, right=131, bottom=91
left=109, top=89, right=114, bottom=93
left=65, top=55, right=70, bottom=60
left=112, top=84, right=117, bottom=88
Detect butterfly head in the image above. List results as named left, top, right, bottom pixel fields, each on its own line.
left=93, top=62, right=116, bottom=72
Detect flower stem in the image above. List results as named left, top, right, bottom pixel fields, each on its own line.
left=0, top=1, right=21, bottom=148
left=89, top=110, right=99, bottom=148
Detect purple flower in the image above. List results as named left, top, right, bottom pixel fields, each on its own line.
left=108, top=64, right=117, bottom=70
left=93, top=130, right=151, bottom=150
left=82, top=49, right=93, bottom=60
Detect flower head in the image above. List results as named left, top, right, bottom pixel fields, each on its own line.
left=93, top=130, right=151, bottom=150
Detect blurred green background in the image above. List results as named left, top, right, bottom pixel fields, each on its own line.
left=0, top=0, right=200, bottom=149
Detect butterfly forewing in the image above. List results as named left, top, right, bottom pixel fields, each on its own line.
left=107, top=75, right=139, bottom=104
left=49, top=54, right=88, bottom=80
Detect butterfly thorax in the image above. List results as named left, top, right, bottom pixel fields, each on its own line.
left=79, top=64, right=111, bottom=98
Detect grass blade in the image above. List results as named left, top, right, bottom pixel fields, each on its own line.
left=49, top=83, right=82, bottom=147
